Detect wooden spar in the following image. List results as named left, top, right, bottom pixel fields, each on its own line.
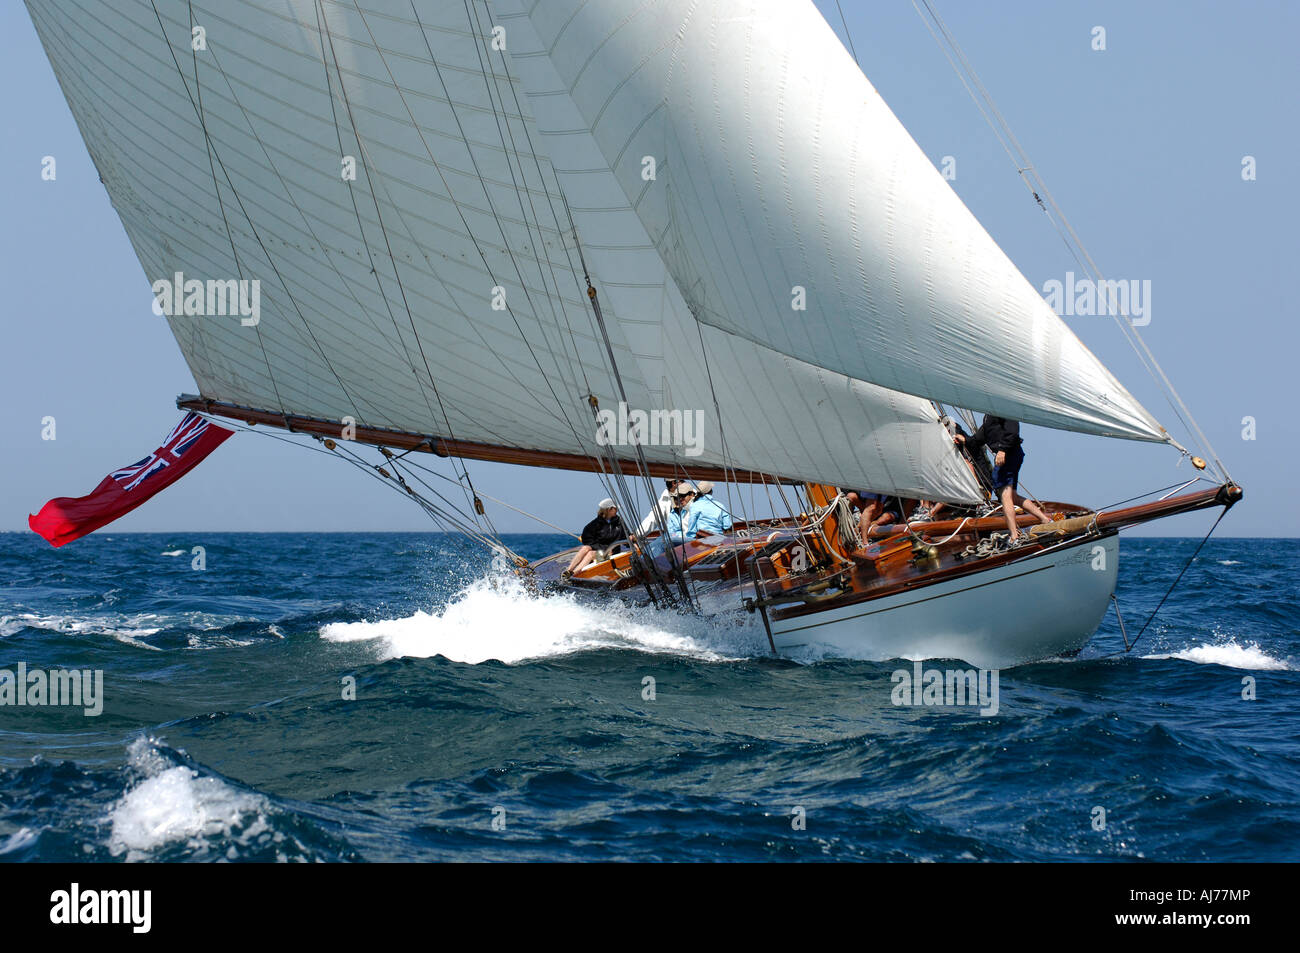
left=177, top=394, right=793, bottom=484
left=865, top=483, right=1241, bottom=540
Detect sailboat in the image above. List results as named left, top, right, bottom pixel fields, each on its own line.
left=26, top=0, right=1239, bottom=668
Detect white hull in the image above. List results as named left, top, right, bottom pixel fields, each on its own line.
left=767, top=534, right=1120, bottom=669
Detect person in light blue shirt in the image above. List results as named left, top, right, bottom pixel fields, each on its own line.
left=662, top=482, right=695, bottom=544
left=651, top=482, right=696, bottom=555
left=688, top=481, right=733, bottom=537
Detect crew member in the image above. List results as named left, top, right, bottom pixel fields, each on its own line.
left=563, top=498, right=629, bottom=577
left=640, top=478, right=681, bottom=534
left=955, top=416, right=1053, bottom=543
left=688, top=481, right=733, bottom=537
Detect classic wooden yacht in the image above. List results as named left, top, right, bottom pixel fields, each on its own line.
left=531, top=481, right=1240, bottom=668
left=27, top=0, right=1240, bottom=668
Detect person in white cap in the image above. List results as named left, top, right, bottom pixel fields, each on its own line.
left=639, top=477, right=682, bottom=534
left=688, top=481, right=733, bottom=537
left=563, top=498, right=629, bottom=577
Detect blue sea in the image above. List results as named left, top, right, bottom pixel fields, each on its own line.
left=0, top=532, right=1295, bottom=862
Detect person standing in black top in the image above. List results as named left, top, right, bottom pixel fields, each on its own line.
left=955, top=415, right=1053, bottom=544
left=563, top=498, right=630, bottom=577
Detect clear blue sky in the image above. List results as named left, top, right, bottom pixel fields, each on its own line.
left=3, top=0, right=1295, bottom=538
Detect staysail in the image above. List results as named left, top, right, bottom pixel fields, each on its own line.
left=25, top=0, right=1162, bottom=506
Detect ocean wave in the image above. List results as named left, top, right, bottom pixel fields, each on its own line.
left=107, top=738, right=271, bottom=860
left=1144, top=636, right=1293, bottom=671
left=0, top=612, right=163, bottom=648
left=0, top=610, right=297, bottom=650
left=105, top=738, right=351, bottom=862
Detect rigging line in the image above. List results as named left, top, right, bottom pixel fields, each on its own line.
left=316, top=6, right=511, bottom=492
left=1095, top=478, right=1213, bottom=515
left=505, top=99, right=682, bottom=594
left=325, top=436, right=507, bottom=550
left=545, top=150, right=643, bottom=417
left=585, top=290, right=693, bottom=608
left=199, top=413, right=500, bottom=548
left=194, top=17, right=377, bottom=430
left=834, top=0, right=860, bottom=64
left=464, top=0, right=593, bottom=413
left=1103, top=508, right=1229, bottom=658
left=477, top=4, right=595, bottom=399
left=388, top=444, right=624, bottom=550
left=151, top=0, right=282, bottom=413
left=402, top=3, right=605, bottom=465
left=314, top=1, right=444, bottom=429
left=442, top=12, right=676, bottom=595
left=200, top=26, right=410, bottom=414
left=310, top=23, right=537, bottom=458
left=321, top=6, right=493, bottom=537
left=690, top=316, right=758, bottom=583
left=450, top=0, right=582, bottom=401
left=913, top=0, right=1228, bottom=482
left=397, top=462, right=582, bottom=540
left=406, top=4, right=597, bottom=440
left=387, top=458, right=524, bottom=557
left=185, top=1, right=361, bottom=416
left=909, top=0, right=1186, bottom=446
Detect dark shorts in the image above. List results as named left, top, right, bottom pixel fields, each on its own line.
left=991, top=447, right=1024, bottom=493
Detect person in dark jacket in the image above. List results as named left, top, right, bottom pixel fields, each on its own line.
left=563, top=498, right=629, bottom=576
left=955, top=415, right=1053, bottom=543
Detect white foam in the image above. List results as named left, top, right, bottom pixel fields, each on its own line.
left=1145, top=638, right=1292, bottom=671
left=160, top=549, right=185, bottom=556
left=0, top=612, right=163, bottom=648
left=320, top=573, right=767, bottom=664
left=0, top=827, right=38, bottom=855
left=107, top=738, right=270, bottom=860
left=0, top=610, right=266, bottom=649
left=1217, top=559, right=1242, bottom=566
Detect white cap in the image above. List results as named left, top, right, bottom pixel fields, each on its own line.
left=597, top=498, right=617, bottom=510
left=676, top=481, right=696, bottom=494
left=696, top=481, right=714, bottom=495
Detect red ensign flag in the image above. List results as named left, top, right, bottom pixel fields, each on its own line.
left=29, top=413, right=234, bottom=547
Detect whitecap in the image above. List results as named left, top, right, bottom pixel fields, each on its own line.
left=320, top=572, right=767, bottom=664
left=1145, top=637, right=1292, bottom=671
left=106, top=738, right=270, bottom=861
left=0, top=612, right=163, bottom=647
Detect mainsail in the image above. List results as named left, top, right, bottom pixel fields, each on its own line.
left=25, top=0, right=1164, bottom=505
